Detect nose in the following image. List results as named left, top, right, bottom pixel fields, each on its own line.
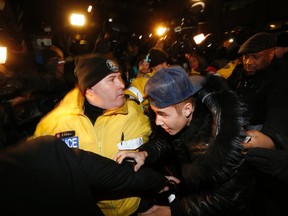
left=244, top=56, right=254, bottom=65
left=117, top=76, right=125, bottom=88
left=155, top=115, right=162, bottom=126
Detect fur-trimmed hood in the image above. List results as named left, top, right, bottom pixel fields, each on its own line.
left=180, top=75, right=245, bottom=189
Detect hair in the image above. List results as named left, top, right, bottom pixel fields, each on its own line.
left=188, top=52, right=208, bottom=73
left=172, top=96, right=196, bottom=115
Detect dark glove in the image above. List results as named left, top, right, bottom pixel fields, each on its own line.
left=246, top=148, right=288, bottom=182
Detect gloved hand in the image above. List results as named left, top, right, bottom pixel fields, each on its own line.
left=246, top=148, right=288, bottom=182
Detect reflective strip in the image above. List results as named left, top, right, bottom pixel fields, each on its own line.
left=128, top=86, right=144, bottom=103
left=117, top=137, right=143, bottom=150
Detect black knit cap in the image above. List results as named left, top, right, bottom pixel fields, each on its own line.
left=147, top=48, right=168, bottom=67
left=238, top=32, right=276, bottom=55
left=75, top=54, right=120, bottom=93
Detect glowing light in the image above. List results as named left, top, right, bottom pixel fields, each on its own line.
left=191, top=2, right=205, bottom=12
left=0, top=46, right=7, bottom=64
left=70, top=14, right=85, bottom=26
left=193, top=33, right=205, bottom=44
left=87, top=5, right=92, bottom=13
left=156, top=26, right=167, bottom=37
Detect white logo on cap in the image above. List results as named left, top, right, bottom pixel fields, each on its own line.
left=106, top=60, right=119, bottom=72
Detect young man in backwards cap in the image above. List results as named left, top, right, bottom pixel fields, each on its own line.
left=31, top=54, right=166, bottom=216
left=227, top=32, right=288, bottom=216
left=115, top=66, right=254, bottom=215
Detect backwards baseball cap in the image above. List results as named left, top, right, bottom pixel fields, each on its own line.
left=238, top=32, right=276, bottom=55
left=147, top=48, right=168, bottom=68
left=75, top=54, right=120, bottom=93
left=144, top=66, right=203, bottom=108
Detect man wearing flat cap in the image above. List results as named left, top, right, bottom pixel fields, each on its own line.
left=227, top=32, right=288, bottom=216
left=30, top=54, right=164, bottom=216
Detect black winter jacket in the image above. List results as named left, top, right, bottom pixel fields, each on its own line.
left=0, top=136, right=169, bottom=215
left=141, top=75, right=255, bottom=216
left=227, top=57, right=288, bottom=150
left=227, top=57, right=288, bottom=216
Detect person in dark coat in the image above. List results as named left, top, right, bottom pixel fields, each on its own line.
left=0, top=135, right=178, bottom=215
left=114, top=66, right=254, bottom=216
left=226, top=32, right=288, bottom=216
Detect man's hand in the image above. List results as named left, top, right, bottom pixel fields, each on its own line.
left=159, top=176, right=181, bottom=193
left=242, top=130, right=275, bottom=150
left=114, top=151, right=147, bottom=172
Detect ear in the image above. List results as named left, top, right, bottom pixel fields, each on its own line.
left=269, top=48, right=275, bottom=59
left=183, top=102, right=194, bottom=118
left=86, top=88, right=94, bottom=96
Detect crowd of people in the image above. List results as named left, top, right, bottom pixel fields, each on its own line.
left=0, top=29, right=288, bottom=216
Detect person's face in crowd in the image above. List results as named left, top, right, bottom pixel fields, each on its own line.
left=138, top=59, right=150, bottom=74
left=150, top=102, right=193, bottom=135
left=87, top=72, right=125, bottom=110
left=188, top=55, right=200, bottom=71
left=242, top=49, right=274, bottom=76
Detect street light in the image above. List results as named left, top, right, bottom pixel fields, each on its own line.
left=156, top=26, right=167, bottom=37
left=70, top=13, right=85, bottom=27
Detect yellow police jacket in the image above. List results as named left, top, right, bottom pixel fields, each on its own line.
left=125, top=70, right=156, bottom=110
left=216, top=60, right=239, bottom=79
left=32, top=87, right=152, bottom=216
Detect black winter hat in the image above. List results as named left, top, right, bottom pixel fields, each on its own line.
left=276, top=31, right=288, bottom=47
left=238, top=32, right=276, bottom=55
left=147, top=48, right=168, bottom=67
left=75, top=54, right=120, bottom=93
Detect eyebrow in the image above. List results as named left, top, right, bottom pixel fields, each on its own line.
left=155, top=110, right=167, bottom=116
left=106, top=72, right=121, bottom=78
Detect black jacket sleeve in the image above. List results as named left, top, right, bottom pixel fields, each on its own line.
left=246, top=148, right=288, bottom=182
left=0, top=136, right=168, bottom=213
left=170, top=163, right=255, bottom=216
left=74, top=145, right=168, bottom=196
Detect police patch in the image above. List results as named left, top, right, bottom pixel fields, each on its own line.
left=106, top=59, right=119, bottom=72
left=61, top=136, right=79, bottom=148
